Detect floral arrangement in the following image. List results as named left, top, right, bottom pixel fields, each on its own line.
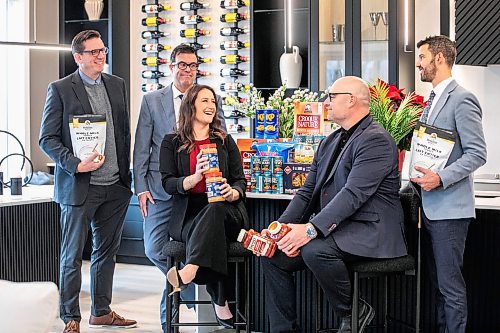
left=369, top=79, right=426, bottom=151
left=226, top=83, right=327, bottom=138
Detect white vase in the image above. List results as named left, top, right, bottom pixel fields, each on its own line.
left=279, top=45, right=303, bottom=88
left=84, top=0, right=104, bottom=21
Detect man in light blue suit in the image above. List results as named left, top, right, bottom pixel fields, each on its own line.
left=133, top=44, right=225, bottom=332
left=411, top=35, right=487, bottom=333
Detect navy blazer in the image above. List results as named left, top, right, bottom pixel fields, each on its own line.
left=39, top=70, right=131, bottom=205
left=159, top=133, right=248, bottom=241
left=279, top=116, right=407, bottom=258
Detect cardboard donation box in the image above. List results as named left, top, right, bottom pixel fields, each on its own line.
left=294, top=102, right=325, bottom=135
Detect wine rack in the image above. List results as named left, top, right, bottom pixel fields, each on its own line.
left=139, top=0, right=251, bottom=137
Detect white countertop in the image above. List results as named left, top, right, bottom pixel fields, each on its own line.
left=0, top=185, right=54, bottom=207
left=2, top=185, right=500, bottom=211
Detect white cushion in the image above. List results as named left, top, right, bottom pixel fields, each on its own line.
left=0, top=280, right=59, bottom=333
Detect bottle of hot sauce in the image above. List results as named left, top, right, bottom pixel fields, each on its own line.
left=237, top=229, right=276, bottom=257
left=267, top=221, right=300, bottom=256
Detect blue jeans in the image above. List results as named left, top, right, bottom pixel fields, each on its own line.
left=143, top=199, right=194, bottom=330
left=59, top=183, right=131, bottom=323
left=422, top=212, right=471, bottom=333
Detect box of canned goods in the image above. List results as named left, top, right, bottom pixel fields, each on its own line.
left=273, top=156, right=284, bottom=174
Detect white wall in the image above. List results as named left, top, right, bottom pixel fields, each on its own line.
left=413, top=0, right=500, bottom=175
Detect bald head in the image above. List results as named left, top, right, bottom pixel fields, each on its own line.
left=333, top=76, right=370, bottom=108
left=326, top=76, right=370, bottom=129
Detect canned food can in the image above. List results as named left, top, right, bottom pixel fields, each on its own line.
left=205, top=172, right=225, bottom=202
left=251, top=156, right=261, bottom=174
left=275, top=174, right=284, bottom=194
left=200, top=143, right=219, bottom=173
left=261, top=156, right=271, bottom=173
left=262, top=173, right=272, bottom=193
left=273, top=156, right=283, bottom=174
left=264, top=109, right=279, bottom=139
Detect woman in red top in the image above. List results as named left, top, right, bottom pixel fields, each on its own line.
left=159, top=84, right=248, bottom=328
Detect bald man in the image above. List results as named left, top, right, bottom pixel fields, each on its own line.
left=261, top=76, right=407, bottom=333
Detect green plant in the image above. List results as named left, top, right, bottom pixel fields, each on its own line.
left=369, top=79, right=426, bottom=151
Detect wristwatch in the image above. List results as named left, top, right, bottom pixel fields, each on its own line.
left=305, top=222, right=318, bottom=239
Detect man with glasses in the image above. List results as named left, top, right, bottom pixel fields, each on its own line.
left=261, top=76, right=407, bottom=333
left=39, top=30, right=136, bottom=333
left=133, top=44, right=225, bottom=332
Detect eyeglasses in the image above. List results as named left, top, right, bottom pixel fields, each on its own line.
left=172, top=61, right=198, bottom=71
left=80, top=47, right=109, bottom=57
left=329, top=92, right=352, bottom=101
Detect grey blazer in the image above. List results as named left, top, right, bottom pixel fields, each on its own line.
left=133, top=83, right=225, bottom=200
left=420, top=79, right=487, bottom=220
left=39, top=70, right=131, bottom=206
left=279, top=116, right=407, bottom=259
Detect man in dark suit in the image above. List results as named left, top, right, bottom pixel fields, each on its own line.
left=411, top=35, right=486, bottom=333
left=39, top=30, right=135, bottom=333
left=261, top=76, right=407, bottom=333
left=133, top=44, right=225, bottom=331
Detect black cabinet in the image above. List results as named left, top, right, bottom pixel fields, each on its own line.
left=251, top=0, right=414, bottom=92
left=59, top=0, right=130, bottom=100
left=251, top=0, right=311, bottom=90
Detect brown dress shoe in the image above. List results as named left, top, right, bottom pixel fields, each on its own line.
left=88, top=310, right=137, bottom=329
left=63, top=320, right=80, bottom=333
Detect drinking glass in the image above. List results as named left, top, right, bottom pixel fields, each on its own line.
left=380, top=12, right=389, bottom=40
left=369, top=12, right=381, bottom=40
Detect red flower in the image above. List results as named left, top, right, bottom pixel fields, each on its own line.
left=413, top=94, right=426, bottom=107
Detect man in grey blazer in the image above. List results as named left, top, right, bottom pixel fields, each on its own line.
left=133, top=44, right=225, bottom=331
left=39, top=30, right=135, bottom=333
left=411, top=35, right=486, bottom=333
left=261, top=76, right=407, bottom=333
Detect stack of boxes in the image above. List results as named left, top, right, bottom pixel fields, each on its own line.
left=250, top=156, right=283, bottom=194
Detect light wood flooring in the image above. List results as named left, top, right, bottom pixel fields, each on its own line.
left=49, top=261, right=234, bottom=333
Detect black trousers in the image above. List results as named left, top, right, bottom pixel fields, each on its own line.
left=59, top=182, right=132, bottom=323
left=180, top=198, right=244, bottom=306
left=261, top=235, right=363, bottom=333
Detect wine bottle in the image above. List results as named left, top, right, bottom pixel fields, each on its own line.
left=196, top=70, right=212, bottom=78
left=183, top=42, right=210, bottom=51
left=141, top=31, right=170, bottom=39
left=220, top=12, right=249, bottom=23
left=142, top=83, right=165, bottom=92
left=141, top=70, right=168, bottom=79
left=220, top=0, right=250, bottom=9
left=220, top=27, right=249, bottom=37
left=142, top=43, right=171, bottom=52
left=197, top=56, right=212, bottom=64
left=220, top=82, right=248, bottom=92
left=220, top=40, right=250, bottom=50
left=223, top=95, right=247, bottom=105
left=220, top=54, right=249, bottom=64
left=142, top=17, right=170, bottom=27
left=142, top=4, right=172, bottom=13
left=180, top=2, right=210, bottom=11
left=180, top=15, right=211, bottom=24
left=142, top=56, right=169, bottom=66
left=220, top=68, right=250, bottom=77
left=180, top=28, right=211, bottom=38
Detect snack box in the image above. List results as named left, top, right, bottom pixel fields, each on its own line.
left=283, top=163, right=311, bottom=194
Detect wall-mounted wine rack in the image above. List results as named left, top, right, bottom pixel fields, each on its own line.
left=140, top=0, right=251, bottom=136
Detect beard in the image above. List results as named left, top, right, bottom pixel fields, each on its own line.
left=420, top=60, right=437, bottom=82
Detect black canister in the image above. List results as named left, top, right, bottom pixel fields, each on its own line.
left=10, top=177, right=22, bottom=195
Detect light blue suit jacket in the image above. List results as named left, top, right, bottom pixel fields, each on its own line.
left=133, top=83, right=225, bottom=200
left=421, top=79, right=487, bottom=220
